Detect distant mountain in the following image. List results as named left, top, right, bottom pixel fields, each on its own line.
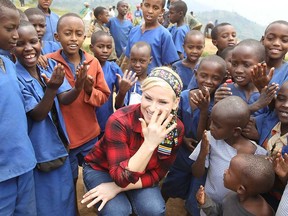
left=195, top=10, right=266, bottom=40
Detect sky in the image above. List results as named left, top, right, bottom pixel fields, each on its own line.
left=192, top=0, right=288, bottom=26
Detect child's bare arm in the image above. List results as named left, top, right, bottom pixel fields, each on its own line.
left=114, top=70, right=138, bottom=109
left=197, top=185, right=222, bottom=215
left=242, top=118, right=260, bottom=141
left=58, top=62, right=88, bottom=105
left=192, top=130, right=209, bottom=178
left=28, top=64, right=64, bottom=121
left=251, top=62, right=274, bottom=93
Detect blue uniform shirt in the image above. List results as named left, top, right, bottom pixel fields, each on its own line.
left=125, top=25, right=179, bottom=74
left=96, top=61, right=123, bottom=131
left=41, top=9, right=59, bottom=43
left=168, top=24, right=189, bottom=57
left=16, top=59, right=71, bottom=163
left=0, top=55, right=36, bottom=182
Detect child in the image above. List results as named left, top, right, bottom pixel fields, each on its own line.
left=190, top=96, right=267, bottom=205
left=24, top=7, right=61, bottom=55
left=37, top=0, right=59, bottom=43
left=219, top=45, right=234, bottom=81
left=89, top=31, right=123, bottom=139
left=161, top=54, right=227, bottom=216
left=45, top=13, right=110, bottom=189
left=92, top=6, right=117, bottom=61
left=211, top=22, right=237, bottom=56
left=197, top=154, right=275, bottom=216
left=124, top=0, right=179, bottom=74
left=172, top=30, right=205, bottom=91
left=0, top=1, right=37, bottom=215
left=106, top=1, right=133, bottom=58
left=14, top=20, right=86, bottom=216
left=215, top=39, right=273, bottom=117
left=168, top=1, right=189, bottom=60
left=117, top=41, right=152, bottom=107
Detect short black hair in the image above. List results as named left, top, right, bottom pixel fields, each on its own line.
left=93, top=6, right=106, bottom=19
left=90, top=31, right=111, bottom=45
left=56, top=13, right=83, bottom=32
left=235, top=39, right=265, bottom=63
left=198, top=54, right=227, bottom=77
left=24, top=7, right=45, bottom=19
left=0, top=0, right=17, bottom=15
left=19, top=19, right=35, bottom=29
left=170, top=1, right=187, bottom=16
left=131, top=41, right=151, bottom=55
left=142, top=0, right=166, bottom=8
left=264, top=20, right=288, bottom=35
left=184, top=30, right=205, bottom=44
left=219, top=46, right=235, bottom=59
left=211, top=22, right=232, bottom=40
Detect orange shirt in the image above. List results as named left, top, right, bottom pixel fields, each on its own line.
left=46, top=50, right=110, bottom=149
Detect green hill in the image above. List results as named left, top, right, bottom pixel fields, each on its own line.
left=196, top=10, right=266, bottom=40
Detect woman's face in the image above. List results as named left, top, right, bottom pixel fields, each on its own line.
left=141, top=85, right=179, bottom=124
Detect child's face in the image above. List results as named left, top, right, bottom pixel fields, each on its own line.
left=195, top=62, right=224, bottom=94
left=275, top=82, right=288, bottom=125
left=38, top=0, right=52, bottom=10
left=223, top=156, right=243, bottom=192
left=158, top=13, right=164, bottom=24
left=168, top=5, right=180, bottom=24
left=55, top=16, right=85, bottom=57
left=0, top=8, right=20, bottom=51
left=230, top=45, right=259, bottom=87
left=262, top=23, right=288, bottom=60
left=99, top=9, right=110, bottom=24
left=141, top=0, right=164, bottom=25
left=184, top=35, right=205, bottom=63
left=13, top=25, right=41, bottom=70
left=130, top=47, right=151, bottom=78
left=90, top=35, right=112, bottom=64
left=117, top=2, right=129, bottom=16
left=27, top=14, right=46, bottom=40
left=224, top=51, right=233, bottom=77
left=213, top=25, right=237, bottom=52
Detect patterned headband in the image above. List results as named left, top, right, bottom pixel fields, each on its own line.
left=148, top=68, right=183, bottom=97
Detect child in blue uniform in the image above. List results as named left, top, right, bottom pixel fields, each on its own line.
left=106, top=1, right=133, bottom=58
left=13, top=20, right=87, bottom=216
left=172, top=30, right=205, bottom=91
left=89, top=31, right=123, bottom=139
left=0, top=1, right=37, bottom=215
left=24, top=7, right=61, bottom=55
left=124, top=0, right=179, bottom=74
left=161, top=55, right=227, bottom=216
left=168, top=1, right=189, bottom=59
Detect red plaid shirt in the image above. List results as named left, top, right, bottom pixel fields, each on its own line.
left=85, top=104, right=184, bottom=188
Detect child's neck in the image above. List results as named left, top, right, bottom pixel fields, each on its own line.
left=266, top=56, right=285, bottom=69
left=63, top=50, right=81, bottom=67
left=137, top=73, right=148, bottom=82
left=225, top=135, right=256, bottom=154
left=280, top=122, right=288, bottom=136
left=238, top=194, right=271, bottom=216
left=182, top=58, right=199, bottom=69
left=117, top=14, right=125, bottom=21
left=141, top=21, right=160, bottom=33
left=234, top=82, right=258, bottom=100
left=96, top=20, right=104, bottom=26
left=38, top=5, right=50, bottom=15
left=176, top=18, right=185, bottom=27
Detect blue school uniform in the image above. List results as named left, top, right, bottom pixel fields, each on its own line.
left=125, top=25, right=179, bottom=73
left=226, top=83, right=267, bottom=117
left=106, top=17, right=133, bottom=58
left=168, top=24, right=189, bottom=57
left=16, top=59, right=75, bottom=216
left=172, top=60, right=197, bottom=91
left=0, top=55, right=37, bottom=215
left=96, top=61, right=123, bottom=133
left=161, top=89, right=213, bottom=216
left=41, top=8, right=59, bottom=43
left=41, top=40, right=61, bottom=55
left=270, top=62, right=288, bottom=87
left=124, top=80, right=142, bottom=106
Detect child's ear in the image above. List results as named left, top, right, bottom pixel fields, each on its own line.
left=54, top=32, right=59, bottom=42
left=212, top=39, right=217, bottom=47
left=233, top=127, right=242, bottom=137
left=89, top=44, right=93, bottom=52
left=260, top=36, right=264, bottom=43
left=149, top=56, right=152, bottom=64
left=237, top=184, right=246, bottom=195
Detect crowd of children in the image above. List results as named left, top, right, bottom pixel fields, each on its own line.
left=1, top=0, right=288, bottom=215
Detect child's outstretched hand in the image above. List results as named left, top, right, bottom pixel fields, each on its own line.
left=196, top=185, right=206, bottom=205
left=273, top=151, right=288, bottom=184
left=251, top=62, right=274, bottom=92
left=190, top=87, right=210, bottom=111
left=200, top=130, right=210, bottom=157
left=37, top=55, right=48, bottom=69
left=75, top=62, right=88, bottom=91
left=214, top=83, right=232, bottom=104
left=117, top=70, right=138, bottom=95
left=41, top=63, right=65, bottom=90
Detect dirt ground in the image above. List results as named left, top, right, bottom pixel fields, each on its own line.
left=77, top=167, right=187, bottom=216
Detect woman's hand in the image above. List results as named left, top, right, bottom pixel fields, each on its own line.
left=81, top=182, right=122, bottom=211
left=139, top=108, right=176, bottom=150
